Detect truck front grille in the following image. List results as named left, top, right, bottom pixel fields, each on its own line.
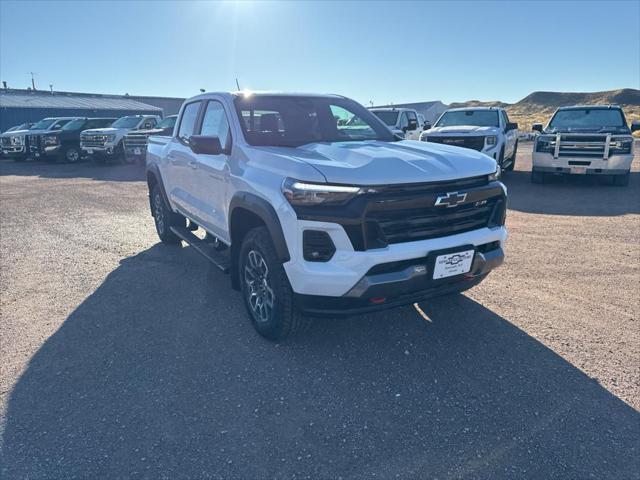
left=425, top=136, right=485, bottom=152
left=0, top=137, right=10, bottom=147
left=28, top=134, right=41, bottom=152
left=556, top=134, right=607, bottom=157
left=123, top=133, right=149, bottom=149
left=81, top=135, right=107, bottom=148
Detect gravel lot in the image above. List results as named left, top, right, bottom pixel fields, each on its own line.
left=1, top=143, right=639, bottom=479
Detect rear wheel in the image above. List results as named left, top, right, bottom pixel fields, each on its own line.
left=531, top=170, right=545, bottom=184
left=239, top=226, right=309, bottom=341
left=613, top=172, right=630, bottom=187
left=151, top=184, right=184, bottom=244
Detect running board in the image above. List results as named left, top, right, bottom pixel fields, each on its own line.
left=170, top=226, right=230, bottom=273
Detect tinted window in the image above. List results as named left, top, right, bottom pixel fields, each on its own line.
left=201, top=101, right=230, bottom=149
left=435, top=110, right=499, bottom=128
left=178, top=102, right=201, bottom=142
left=51, top=119, right=72, bottom=129
left=158, top=116, right=177, bottom=129
left=111, top=116, right=142, bottom=128
left=234, top=95, right=394, bottom=147
left=372, top=111, right=399, bottom=126
left=62, top=119, right=87, bottom=130
left=31, top=119, right=57, bottom=130
left=548, top=109, right=625, bottom=129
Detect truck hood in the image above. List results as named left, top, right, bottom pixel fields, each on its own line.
left=1, top=129, right=31, bottom=138
left=253, top=140, right=497, bottom=185
left=127, top=128, right=171, bottom=136
left=82, top=127, right=127, bottom=135
left=425, top=125, right=500, bottom=136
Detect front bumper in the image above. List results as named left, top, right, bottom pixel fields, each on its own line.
left=532, top=152, right=633, bottom=175
left=80, top=144, right=118, bottom=155
left=1, top=145, right=25, bottom=156
left=283, top=222, right=507, bottom=297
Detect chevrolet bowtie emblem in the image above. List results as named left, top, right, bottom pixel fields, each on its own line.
left=434, top=191, right=467, bottom=208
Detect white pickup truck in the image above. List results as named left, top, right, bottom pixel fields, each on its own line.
left=369, top=107, right=422, bottom=139
left=532, top=105, right=637, bottom=186
left=421, top=107, right=519, bottom=172
left=146, top=92, right=507, bottom=340
left=80, top=114, right=161, bottom=163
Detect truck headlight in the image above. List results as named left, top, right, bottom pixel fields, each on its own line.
left=488, top=165, right=501, bottom=181
left=535, top=135, right=556, bottom=153
left=282, top=178, right=365, bottom=206
left=43, top=135, right=58, bottom=146
left=11, top=136, right=24, bottom=145
left=610, top=136, right=633, bottom=154
left=485, top=136, right=497, bottom=146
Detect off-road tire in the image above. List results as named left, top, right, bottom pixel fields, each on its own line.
left=239, top=226, right=309, bottom=341
left=151, top=184, right=184, bottom=244
left=63, top=145, right=81, bottom=164
left=531, top=171, right=545, bottom=184
left=504, top=142, right=517, bottom=171
left=613, top=172, right=630, bottom=187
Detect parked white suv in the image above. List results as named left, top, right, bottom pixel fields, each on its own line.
left=369, top=107, right=422, bottom=139
left=146, top=92, right=507, bottom=340
left=80, top=114, right=161, bottom=163
left=531, top=105, right=637, bottom=186
left=421, top=107, right=518, bottom=172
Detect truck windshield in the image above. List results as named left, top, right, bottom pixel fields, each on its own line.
left=548, top=109, right=625, bottom=130
left=435, top=110, right=499, bottom=127
left=234, top=95, right=395, bottom=147
left=371, top=111, right=399, bottom=126
left=30, top=119, right=57, bottom=130
left=158, top=117, right=177, bottom=129
left=111, top=117, right=142, bottom=128
left=62, top=119, right=87, bottom=130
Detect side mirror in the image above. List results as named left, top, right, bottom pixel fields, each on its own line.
left=189, top=135, right=223, bottom=155
left=407, top=119, right=418, bottom=131
left=506, top=122, right=518, bottom=131
left=532, top=123, right=543, bottom=133
left=631, top=121, right=640, bottom=132
left=423, top=122, right=431, bottom=131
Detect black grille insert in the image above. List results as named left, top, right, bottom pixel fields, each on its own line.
left=426, top=136, right=486, bottom=151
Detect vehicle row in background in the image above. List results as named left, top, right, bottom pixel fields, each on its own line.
left=0, top=114, right=174, bottom=164
left=123, top=115, right=177, bottom=163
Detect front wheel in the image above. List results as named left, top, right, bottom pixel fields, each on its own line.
left=239, top=226, right=309, bottom=341
left=613, top=172, right=630, bottom=187
left=531, top=171, right=545, bottom=184
left=64, top=145, right=81, bottom=163
left=504, top=142, right=517, bottom=171
left=151, top=185, right=184, bottom=244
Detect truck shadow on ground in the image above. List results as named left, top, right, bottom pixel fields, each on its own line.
left=1, top=245, right=639, bottom=479
left=0, top=159, right=146, bottom=182
left=502, top=170, right=640, bottom=216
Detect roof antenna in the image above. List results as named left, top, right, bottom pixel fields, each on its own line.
left=235, top=78, right=241, bottom=91
left=27, top=71, right=37, bottom=90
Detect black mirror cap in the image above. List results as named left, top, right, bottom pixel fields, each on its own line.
left=407, top=120, right=418, bottom=130
left=631, top=121, right=640, bottom=132
left=423, top=123, right=432, bottom=131
left=190, top=135, right=223, bottom=155
left=532, top=123, right=543, bottom=133
left=506, top=122, right=518, bottom=131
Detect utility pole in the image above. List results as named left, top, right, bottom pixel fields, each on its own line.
left=27, top=72, right=37, bottom=90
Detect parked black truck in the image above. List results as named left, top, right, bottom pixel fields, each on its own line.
left=32, top=117, right=116, bottom=163
left=123, top=115, right=178, bottom=164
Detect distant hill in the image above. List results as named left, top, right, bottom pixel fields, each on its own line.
left=449, top=88, right=640, bottom=130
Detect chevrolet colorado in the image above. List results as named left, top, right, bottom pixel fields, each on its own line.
left=146, top=92, right=507, bottom=340
left=421, top=107, right=518, bottom=172
left=532, top=105, right=637, bottom=185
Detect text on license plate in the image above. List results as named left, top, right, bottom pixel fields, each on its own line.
left=571, top=166, right=586, bottom=174
left=433, top=250, right=475, bottom=279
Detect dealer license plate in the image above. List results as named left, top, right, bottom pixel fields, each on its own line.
left=571, top=166, right=586, bottom=174
left=134, top=147, right=142, bottom=155
left=433, top=250, right=475, bottom=279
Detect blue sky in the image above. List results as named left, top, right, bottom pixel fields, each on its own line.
left=1, top=1, right=638, bottom=105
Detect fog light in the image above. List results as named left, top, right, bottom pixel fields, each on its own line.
left=303, top=230, right=336, bottom=262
